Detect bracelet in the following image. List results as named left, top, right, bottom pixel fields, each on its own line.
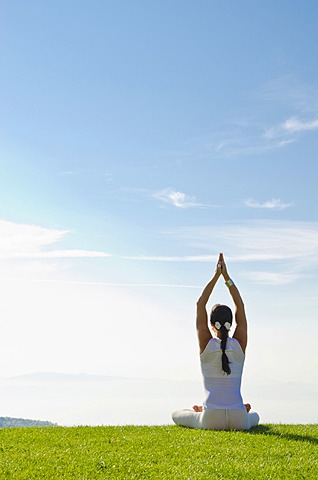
left=225, top=278, right=234, bottom=288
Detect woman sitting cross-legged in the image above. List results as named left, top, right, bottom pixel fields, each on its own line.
left=172, top=253, right=260, bottom=431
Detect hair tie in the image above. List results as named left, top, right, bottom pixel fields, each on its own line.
left=214, top=321, right=231, bottom=331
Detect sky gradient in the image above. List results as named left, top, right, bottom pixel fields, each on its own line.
left=1, top=1, right=318, bottom=425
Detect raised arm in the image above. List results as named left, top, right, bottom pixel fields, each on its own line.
left=196, top=256, right=222, bottom=354
left=219, top=254, right=248, bottom=353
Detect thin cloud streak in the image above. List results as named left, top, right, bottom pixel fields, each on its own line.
left=181, top=124, right=295, bottom=160
left=120, top=255, right=216, bottom=262
left=28, top=279, right=202, bottom=289
left=1, top=250, right=111, bottom=259
left=160, top=220, right=318, bottom=284
left=245, top=271, right=301, bottom=285
left=169, top=220, right=318, bottom=256
left=252, top=75, right=318, bottom=111
left=58, top=171, right=74, bottom=176
left=120, top=253, right=291, bottom=262
left=244, top=198, right=294, bottom=210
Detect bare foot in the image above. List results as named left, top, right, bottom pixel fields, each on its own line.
left=193, top=404, right=251, bottom=413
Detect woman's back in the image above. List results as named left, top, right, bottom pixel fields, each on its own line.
left=200, top=337, right=245, bottom=410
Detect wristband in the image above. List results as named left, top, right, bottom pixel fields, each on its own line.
left=225, top=278, right=234, bottom=288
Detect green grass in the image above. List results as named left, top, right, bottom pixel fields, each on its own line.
left=0, top=424, right=317, bottom=479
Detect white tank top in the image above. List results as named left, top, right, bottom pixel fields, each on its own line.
left=200, top=337, right=245, bottom=410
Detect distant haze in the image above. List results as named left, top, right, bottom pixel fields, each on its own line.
left=0, top=373, right=316, bottom=426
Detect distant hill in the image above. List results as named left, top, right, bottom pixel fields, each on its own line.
left=0, top=417, right=57, bottom=428
left=10, top=372, right=130, bottom=382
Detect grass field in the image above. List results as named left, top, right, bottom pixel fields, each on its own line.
left=0, top=424, right=317, bottom=479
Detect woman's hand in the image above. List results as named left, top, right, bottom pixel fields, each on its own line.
left=215, top=253, right=223, bottom=276
left=218, top=253, right=230, bottom=279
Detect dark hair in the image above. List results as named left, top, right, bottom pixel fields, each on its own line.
left=210, top=305, right=232, bottom=375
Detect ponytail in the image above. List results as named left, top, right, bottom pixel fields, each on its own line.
left=210, top=304, right=233, bottom=375
left=220, top=326, right=231, bottom=375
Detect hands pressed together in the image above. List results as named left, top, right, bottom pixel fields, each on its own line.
left=215, top=253, right=230, bottom=280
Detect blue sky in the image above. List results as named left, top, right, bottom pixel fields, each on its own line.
left=1, top=1, right=318, bottom=424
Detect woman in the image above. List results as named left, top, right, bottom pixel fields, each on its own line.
left=172, top=253, right=260, bottom=430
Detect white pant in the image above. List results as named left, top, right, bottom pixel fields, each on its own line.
left=172, top=408, right=260, bottom=431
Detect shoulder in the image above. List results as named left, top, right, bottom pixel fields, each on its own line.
left=200, top=337, right=219, bottom=357
left=228, top=337, right=245, bottom=355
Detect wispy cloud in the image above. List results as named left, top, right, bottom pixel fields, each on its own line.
left=119, top=220, right=318, bottom=278
left=215, top=114, right=318, bottom=158
left=194, top=77, right=318, bottom=159
left=244, top=198, right=294, bottom=210
left=121, top=254, right=216, bottom=262
left=254, top=75, right=318, bottom=113
left=161, top=76, right=318, bottom=161
left=36, top=279, right=201, bottom=289
left=0, top=220, right=110, bottom=260
left=282, top=117, right=318, bottom=133
left=159, top=220, right=318, bottom=284
left=170, top=220, right=318, bottom=259
left=152, top=188, right=206, bottom=209
left=245, top=271, right=301, bottom=285
left=3, top=219, right=318, bottom=287
left=119, top=251, right=297, bottom=264
left=178, top=119, right=296, bottom=161
left=14, top=250, right=110, bottom=259
left=264, top=116, right=318, bottom=140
